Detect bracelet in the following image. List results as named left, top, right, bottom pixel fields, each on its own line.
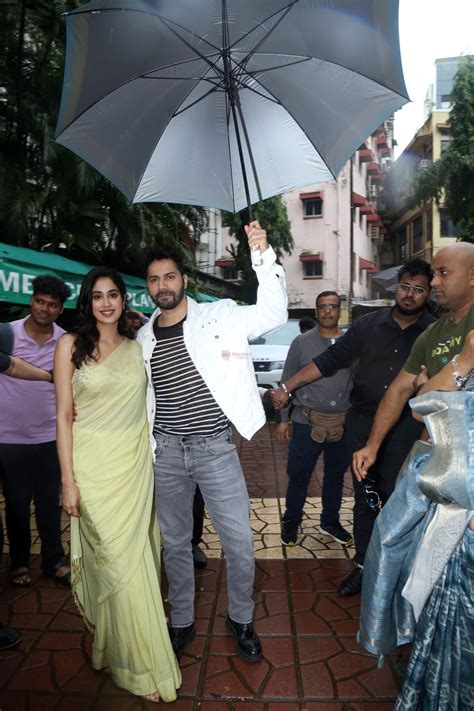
left=281, top=382, right=293, bottom=399
left=451, top=355, right=472, bottom=390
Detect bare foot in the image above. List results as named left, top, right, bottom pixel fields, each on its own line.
left=144, top=691, right=160, bottom=703
left=10, top=567, right=32, bottom=587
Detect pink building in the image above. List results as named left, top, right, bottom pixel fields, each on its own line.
left=207, top=121, right=395, bottom=323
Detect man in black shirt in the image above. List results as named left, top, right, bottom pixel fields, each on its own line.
left=272, top=259, right=435, bottom=596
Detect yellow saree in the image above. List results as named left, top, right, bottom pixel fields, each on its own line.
left=70, top=338, right=181, bottom=701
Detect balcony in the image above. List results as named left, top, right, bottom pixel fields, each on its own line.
left=418, top=159, right=432, bottom=170
left=366, top=162, right=380, bottom=174
left=358, top=148, right=374, bottom=163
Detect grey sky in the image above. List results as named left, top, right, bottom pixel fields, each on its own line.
left=395, top=0, right=474, bottom=157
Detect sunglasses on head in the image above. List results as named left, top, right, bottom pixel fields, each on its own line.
left=362, top=475, right=382, bottom=514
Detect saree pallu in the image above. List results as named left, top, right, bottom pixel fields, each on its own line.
left=359, top=390, right=474, bottom=708
left=71, top=339, right=181, bottom=701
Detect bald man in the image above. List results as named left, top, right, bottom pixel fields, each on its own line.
left=353, top=241, right=474, bottom=479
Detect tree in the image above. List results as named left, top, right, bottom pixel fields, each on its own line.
left=222, top=195, right=293, bottom=301
left=0, top=1, right=208, bottom=274
left=407, top=56, right=474, bottom=240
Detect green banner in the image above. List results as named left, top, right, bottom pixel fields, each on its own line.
left=0, top=242, right=154, bottom=313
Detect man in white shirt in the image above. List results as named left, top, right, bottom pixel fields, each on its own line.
left=138, top=221, right=287, bottom=663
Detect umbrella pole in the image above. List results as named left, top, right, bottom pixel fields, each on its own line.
left=229, top=91, right=254, bottom=221
left=228, top=87, right=263, bottom=263
left=222, top=0, right=263, bottom=221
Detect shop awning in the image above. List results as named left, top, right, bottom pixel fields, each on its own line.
left=299, top=191, right=324, bottom=200
left=0, top=242, right=217, bottom=312
left=299, top=252, right=324, bottom=262
left=359, top=257, right=378, bottom=272
left=214, top=256, right=235, bottom=267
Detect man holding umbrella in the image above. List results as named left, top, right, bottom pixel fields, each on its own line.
left=138, top=221, right=287, bottom=663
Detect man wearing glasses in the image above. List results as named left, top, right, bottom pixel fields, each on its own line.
left=278, top=291, right=353, bottom=548
left=272, top=259, right=435, bottom=596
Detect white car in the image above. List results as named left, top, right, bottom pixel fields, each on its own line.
left=249, top=319, right=301, bottom=390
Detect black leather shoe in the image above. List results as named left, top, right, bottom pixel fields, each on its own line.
left=192, top=544, right=208, bottom=568
left=225, top=615, right=262, bottom=663
left=169, top=623, right=196, bottom=658
left=338, top=566, right=363, bottom=597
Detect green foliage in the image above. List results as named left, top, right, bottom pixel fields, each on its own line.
left=407, top=56, right=474, bottom=241
left=0, top=0, right=208, bottom=274
left=222, top=195, right=293, bottom=300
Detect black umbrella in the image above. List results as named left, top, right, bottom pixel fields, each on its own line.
left=56, top=0, right=409, bottom=220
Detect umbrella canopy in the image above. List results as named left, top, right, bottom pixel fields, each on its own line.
left=56, top=0, right=409, bottom=213
left=370, top=264, right=402, bottom=293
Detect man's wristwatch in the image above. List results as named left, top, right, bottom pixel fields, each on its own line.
left=281, top=382, right=292, bottom=399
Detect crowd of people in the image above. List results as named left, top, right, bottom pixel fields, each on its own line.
left=0, top=228, right=473, bottom=708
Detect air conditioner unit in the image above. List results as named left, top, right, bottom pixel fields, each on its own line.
left=368, top=185, right=378, bottom=199
left=370, top=226, right=380, bottom=241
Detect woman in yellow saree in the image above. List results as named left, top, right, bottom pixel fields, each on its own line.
left=54, top=267, right=181, bottom=703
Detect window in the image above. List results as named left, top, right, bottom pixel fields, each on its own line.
left=303, top=197, right=323, bottom=217
left=303, top=260, right=323, bottom=277
left=440, top=136, right=451, bottom=154
left=412, top=217, right=423, bottom=253
left=221, top=265, right=238, bottom=280
left=399, top=227, right=407, bottom=261
left=440, top=211, right=459, bottom=238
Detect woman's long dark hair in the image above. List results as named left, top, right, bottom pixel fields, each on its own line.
left=72, top=267, right=134, bottom=369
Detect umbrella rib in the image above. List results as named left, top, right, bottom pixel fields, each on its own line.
left=172, top=84, right=223, bottom=117
left=244, top=56, right=312, bottom=75
left=157, top=16, right=225, bottom=78
left=232, top=1, right=297, bottom=74
left=244, top=73, right=338, bottom=182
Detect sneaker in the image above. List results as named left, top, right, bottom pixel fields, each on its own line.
left=319, top=522, right=353, bottom=546
left=281, top=519, right=299, bottom=546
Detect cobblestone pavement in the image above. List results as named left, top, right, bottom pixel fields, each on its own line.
left=0, top=423, right=407, bottom=709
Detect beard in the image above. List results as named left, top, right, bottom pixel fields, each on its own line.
left=152, top=283, right=185, bottom=310
left=395, top=301, right=424, bottom=317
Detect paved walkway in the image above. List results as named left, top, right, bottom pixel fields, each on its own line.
left=0, top=423, right=406, bottom=709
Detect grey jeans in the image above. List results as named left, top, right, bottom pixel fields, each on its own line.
left=153, top=429, right=255, bottom=627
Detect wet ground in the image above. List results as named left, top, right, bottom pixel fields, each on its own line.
left=0, top=423, right=405, bottom=709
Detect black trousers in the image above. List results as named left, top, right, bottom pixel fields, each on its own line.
left=0, top=441, right=65, bottom=573
left=192, top=484, right=205, bottom=546
left=345, top=407, right=422, bottom=566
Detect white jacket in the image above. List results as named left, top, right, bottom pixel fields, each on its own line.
left=137, top=246, right=287, bottom=451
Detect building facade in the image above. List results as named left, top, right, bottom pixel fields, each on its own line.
left=207, top=121, right=394, bottom=322
left=386, top=110, right=457, bottom=265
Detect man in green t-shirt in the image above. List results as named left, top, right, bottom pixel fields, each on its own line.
left=353, top=241, right=474, bottom=480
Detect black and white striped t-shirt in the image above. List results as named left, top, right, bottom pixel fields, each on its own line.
left=151, top=317, right=229, bottom=437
